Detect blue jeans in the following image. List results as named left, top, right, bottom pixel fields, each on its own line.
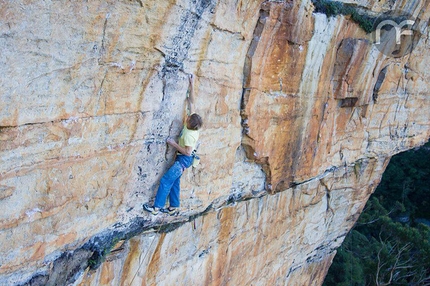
left=153, top=155, right=193, bottom=208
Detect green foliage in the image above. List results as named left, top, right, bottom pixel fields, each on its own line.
left=378, top=141, right=430, bottom=220
left=324, top=142, right=430, bottom=285
left=349, top=10, right=374, bottom=33
left=324, top=231, right=366, bottom=286
left=313, top=0, right=343, bottom=17
left=312, top=0, right=376, bottom=33
left=86, top=236, right=123, bottom=270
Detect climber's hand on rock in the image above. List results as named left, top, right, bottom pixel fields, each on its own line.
left=167, top=138, right=175, bottom=146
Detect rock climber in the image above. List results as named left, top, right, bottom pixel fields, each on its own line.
left=143, top=74, right=203, bottom=216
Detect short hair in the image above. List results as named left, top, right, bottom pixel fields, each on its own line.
left=188, top=113, right=203, bottom=130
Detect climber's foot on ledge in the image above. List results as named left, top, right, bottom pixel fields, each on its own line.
left=160, top=207, right=179, bottom=216
left=143, top=203, right=159, bottom=215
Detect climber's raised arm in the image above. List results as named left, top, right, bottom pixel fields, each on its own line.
left=186, top=74, right=195, bottom=115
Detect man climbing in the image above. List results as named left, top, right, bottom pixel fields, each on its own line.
left=143, top=74, right=203, bottom=216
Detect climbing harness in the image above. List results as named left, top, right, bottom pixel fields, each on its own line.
left=191, top=149, right=200, bottom=167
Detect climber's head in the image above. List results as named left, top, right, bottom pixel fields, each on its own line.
left=187, top=113, right=203, bottom=130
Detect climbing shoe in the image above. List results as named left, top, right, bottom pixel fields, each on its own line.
left=160, top=207, right=179, bottom=216
left=143, top=204, right=159, bottom=215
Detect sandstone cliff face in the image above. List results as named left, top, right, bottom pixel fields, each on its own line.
left=0, top=0, right=429, bottom=285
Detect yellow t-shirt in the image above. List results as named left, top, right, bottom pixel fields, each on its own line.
left=178, top=125, right=199, bottom=150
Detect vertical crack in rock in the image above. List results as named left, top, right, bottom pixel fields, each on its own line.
left=96, top=71, right=108, bottom=114
left=240, top=5, right=272, bottom=191
left=372, top=65, right=388, bottom=103
left=149, top=0, right=216, bottom=159
left=163, top=0, right=215, bottom=69
left=241, top=7, right=269, bottom=96
left=99, top=13, right=110, bottom=62
left=320, top=177, right=334, bottom=219
left=156, top=0, right=216, bottom=114
left=136, top=0, right=143, bottom=7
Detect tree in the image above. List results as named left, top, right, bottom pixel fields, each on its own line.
left=324, top=142, right=430, bottom=285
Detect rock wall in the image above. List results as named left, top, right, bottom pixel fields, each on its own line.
left=0, top=0, right=429, bottom=285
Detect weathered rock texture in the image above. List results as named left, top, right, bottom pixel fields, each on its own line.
left=0, top=0, right=429, bottom=285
